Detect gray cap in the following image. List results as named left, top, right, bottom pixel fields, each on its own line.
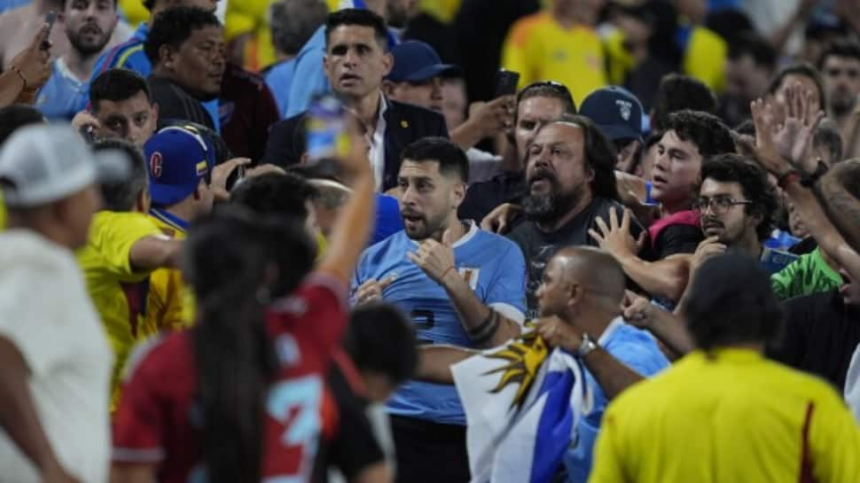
left=0, top=124, right=128, bottom=208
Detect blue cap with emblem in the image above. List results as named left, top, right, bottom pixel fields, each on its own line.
left=386, top=41, right=462, bottom=83
left=580, top=86, right=644, bottom=144
left=143, top=126, right=215, bottom=206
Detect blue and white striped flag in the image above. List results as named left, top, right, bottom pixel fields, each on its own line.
left=453, top=332, right=593, bottom=483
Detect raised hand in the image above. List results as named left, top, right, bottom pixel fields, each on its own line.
left=536, top=315, right=582, bottom=353
left=480, top=203, right=522, bottom=234
left=10, top=24, right=52, bottom=93
left=588, top=207, right=646, bottom=259
left=408, top=228, right=457, bottom=283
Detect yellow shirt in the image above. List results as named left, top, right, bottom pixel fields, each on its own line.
left=502, top=11, right=607, bottom=106
left=589, top=349, right=860, bottom=483
left=143, top=209, right=194, bottom=337
left=75, top=211, right=163, bottom=408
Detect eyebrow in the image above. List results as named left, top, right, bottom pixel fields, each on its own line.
left=667, top=148, right=688, bottom=158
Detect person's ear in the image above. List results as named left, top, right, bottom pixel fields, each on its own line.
left=381, top=51, right=393, bottom=77
left=159, top=45, right=176, bottom=70
left=452, top=180, right=466, bottom=209
left=381, top=80, right=396, bottom=97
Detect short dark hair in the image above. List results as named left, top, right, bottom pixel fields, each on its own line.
left=0, top=105, right=44, bottom=147
left=727, top=33, right=777, bottom=70
left=813, top=118, right=843, bottom=164
left=345, top=303, right=417, bottom=384
left=766, top=63, right=826, bottom=109
left=699, top=154, right=777, bottom=241
left=817, top=39, right=860, bottom=70
left=324, top=8, right=388, bottom=51
left=663, top=110, right=735, bottom=158
left=270, top=0, right=328, bottom=56
left=92, top=139, right=148, bottom=211
left=230, top=172, right=320, bottom=222
left=543, top=114, right=620, bottom=201
left=144, top=6, right=221, bottom=64
left=733, top=119, right=756, bottom=137
left=89, top=68, right=151, bottom=113
left=516, top=81, right=577, bottom=116
left=651, top=74, right=718, bottom=131
left=685, top=253, right=783, bottom=350
left=400, top=137, right=469, bottom=183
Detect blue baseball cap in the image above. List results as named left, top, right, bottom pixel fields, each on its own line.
left=386, top=41, right=461, bottom=83
left=580, top=86, right=644, bottom=144
left=144, top=126, right=215, bottom=206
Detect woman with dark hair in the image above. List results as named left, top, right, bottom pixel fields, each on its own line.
left=110, top=130, right=376, bottom=483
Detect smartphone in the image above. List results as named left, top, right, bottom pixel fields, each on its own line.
left=41, top=11, right=57, bottom=51
left=306, top=95, right=351, bottom=163
left=494, top=69, right=520, bottom=98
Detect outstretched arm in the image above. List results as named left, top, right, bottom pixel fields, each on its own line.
left=414, top=345, right=477, bottom=385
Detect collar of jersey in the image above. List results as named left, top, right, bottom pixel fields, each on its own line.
left=150, top=207, right=189, bottom=233
left=408, top=220, right=477, bottom=248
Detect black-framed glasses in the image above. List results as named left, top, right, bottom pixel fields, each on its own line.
left=693, top=196, right=753, bottom=215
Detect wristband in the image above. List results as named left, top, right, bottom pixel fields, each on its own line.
left=777, top=170, right=801, bottom=190
left=800, top=161, right=829, bottom=188
left=10, top=66, right=28, bottom=89
left=440, top=265, right=457, bottom=282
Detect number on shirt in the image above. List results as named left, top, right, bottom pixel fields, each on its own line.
left=264, top=375, right=323, bottom=483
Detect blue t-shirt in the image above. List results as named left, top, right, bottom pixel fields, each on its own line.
left=87, top=23, right=220, bottom=133
left=371, top=193, right=403, bottom=245
left=564, top=319, right=670, bottom=482
left=264, top=58, right=297, bottom=119
left=35, top=58, right=87, bottom=120
left=353, top=222, right=527, bottom=425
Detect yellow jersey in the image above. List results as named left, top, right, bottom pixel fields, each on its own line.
left=589, top=349, right=860, bottom=483
left=143, top=208, right=194, bottom=337
left=75, top=211, right=163, bottom=408
left=502, top=11, right=607, bottom=106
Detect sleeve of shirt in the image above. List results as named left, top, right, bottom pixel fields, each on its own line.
left=96, top=214, right=163, bottom=282
left=770, top=257, right=801, bottom=301
left=652, top=225, right=703, bottom=259
left=112, top=342, right=169, bottom=465
left=810, top=389, right=860, bottom=482
left=587, top=406, right=628, bottom=483
left=486, top=242, right=527, bottom=324
left=285, top=49, right=331, bottom=118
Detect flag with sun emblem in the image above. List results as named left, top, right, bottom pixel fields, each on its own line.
left=452, top=331, right=592, bottom=483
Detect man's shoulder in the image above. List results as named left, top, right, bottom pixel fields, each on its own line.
left=506, top=220, right=537, bottom=244
left=386, top=99, right=446, bottom=127
left=470, top=227, right=523, bottom=255
left=362, top=230, right=408, bottom=260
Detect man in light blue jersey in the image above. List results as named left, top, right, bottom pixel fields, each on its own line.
left=283, top=0, right=415, bottom=118
left=36, top=0, right=118, bottom=120
left=85, top=0, right=220, bottom=130
left=353, top=137, right=527, bottom=483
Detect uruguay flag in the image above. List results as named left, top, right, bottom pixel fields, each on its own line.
left=452, top=332, right=593, bottom=483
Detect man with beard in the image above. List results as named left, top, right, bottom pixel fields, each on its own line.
left=284, top=0, right=419, bottom=118
left=143, top=6, right=224, bottom=130
left=819, top=41, right=860, bottom=152
left=35, top=0, right=118, bottom=120
left=352, top=137, right=526, bottom=483
left=506, top=114, right=638, bottom=319
left=381, top=40, right=514, bottom=183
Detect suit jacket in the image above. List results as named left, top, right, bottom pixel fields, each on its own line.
left=260, top=96, right=449, bottom=191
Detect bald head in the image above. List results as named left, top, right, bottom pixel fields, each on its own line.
left=552, top=246, right=626, bottom=307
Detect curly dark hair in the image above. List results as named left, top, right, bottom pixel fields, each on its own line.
left=650, top=74, right=718, bottom=131
left=144, top=7, right=221, bottom=64
left=698, top=153, right=778, bottom=241
left=663, top=110, right=735, bottom=159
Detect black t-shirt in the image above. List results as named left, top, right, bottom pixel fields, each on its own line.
left=312, top=364, right=384, bottom=483
left=148, top=76, right=214, bottom=130
left=458, top=171, right=526, bottom=224
left=649, top=224, right=704, bottom=260
left=507, top=197, right=642, bottom=318
left=767, top=291, right=860, bottom=391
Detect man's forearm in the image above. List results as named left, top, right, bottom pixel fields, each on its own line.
left=450, top=119, right=485, bottom=151
left=0, top=338, right=61, bottom=475
left=439, top=271, right=521, bottom=347
left=581, top=348, right=644, bottom=400
left=817, top=168, right=860, bottom=253
left=130, top=237, right=183, bottom=272
left=616, top=254, right=689, bottom=302
left=0, top=69, right=25, bottom=108
left=649, top=310, right=695, bottom=358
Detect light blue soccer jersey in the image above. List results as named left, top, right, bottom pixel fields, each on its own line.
left=35, top=58, right=87, bottom=120
left=353, top=221, right=527, bottom=425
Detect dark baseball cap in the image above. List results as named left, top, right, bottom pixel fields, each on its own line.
left=580, top=86, right=644, bottom=144
left=144, top=126, right=216, bottom=206
left=386, top=41, right=461, bottom=83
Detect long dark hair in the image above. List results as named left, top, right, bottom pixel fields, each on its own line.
left=183, top=207, right=316, bottom=483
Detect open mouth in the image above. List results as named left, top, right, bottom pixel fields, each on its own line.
left=80, top=25, right=101, bottom=36
left=340, top=73, right=361, bottom=84
left=651, top=173, right=668, bottom=187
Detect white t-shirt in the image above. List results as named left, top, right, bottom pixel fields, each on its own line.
left=0, top=230, right=113, bottom=483
left=845, top=342, right=860, bottom=423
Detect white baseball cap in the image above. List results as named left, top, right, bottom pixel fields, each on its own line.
left=0, top=124, right=128, bottom=208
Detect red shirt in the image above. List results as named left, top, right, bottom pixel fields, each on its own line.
left=112, top=272, right=348, bottom=483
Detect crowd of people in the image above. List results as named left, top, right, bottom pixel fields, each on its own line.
left=0, top=0, right=859, bottom=482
